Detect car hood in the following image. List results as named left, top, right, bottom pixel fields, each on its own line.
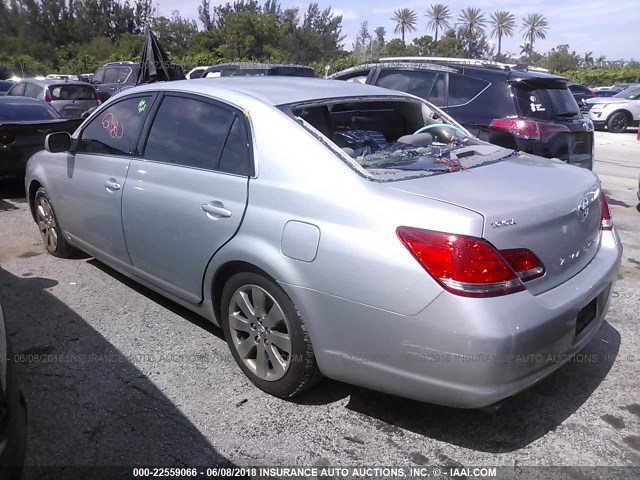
left=385, top=152, right=603, bottom=295
left=585, top=97, right=629, bottom=105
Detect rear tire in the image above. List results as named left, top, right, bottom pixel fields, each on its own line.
left=34, top=188, right=77, bottom=258
left=221, top=272, right=321, bottom=398
left=607, top=112, right=630, bottom=133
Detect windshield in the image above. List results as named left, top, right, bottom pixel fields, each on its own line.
left=613, top=86, right=640, bottom=99
left=286, top=97, right=508, bottom=181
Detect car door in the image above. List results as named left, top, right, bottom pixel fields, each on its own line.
left=122, top=93, right=251, bottom=304
left=55, top=93, right=157, bottom=267
left=94, top=67, right=119, bottom=101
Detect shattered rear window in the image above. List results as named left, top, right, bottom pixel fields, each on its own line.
left=284, top=97, right=511, bottom=181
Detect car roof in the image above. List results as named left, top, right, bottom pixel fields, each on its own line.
left=16, top=78, right=91, bottom=87
left=124, top=77, right=412, bottom=106
left=335, top=58, right=566, bottom=82
left=0, top=96, right=50, bottom=105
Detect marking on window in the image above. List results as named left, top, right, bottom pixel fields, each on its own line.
left=101, top=112, right=124, bottom=139
left=529, top=95, right=545, bottom=112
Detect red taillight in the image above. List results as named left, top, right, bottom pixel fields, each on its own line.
left=489, top=117, right=570, bottom=141
left=0, top=131, right=15, bottom=144
left=396, top=227, right=547, bottom=297
left=499, top=249, right=545, bottom=282
left=44, top=94, right=52, bottom=103
left=600, top=192, right=613, bottom=230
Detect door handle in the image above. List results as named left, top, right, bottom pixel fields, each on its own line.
left=109, top=87, right=116, bottom=91
left=104, top=179, right=121, bottom=190
left=201, top=201, right=232, bottom=218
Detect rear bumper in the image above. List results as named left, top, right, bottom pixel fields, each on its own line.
left=286, top=229, right=622, bottom=408
left=516, top=137, right=593, bottom=170
left=0, top=342, right=27, bottom=479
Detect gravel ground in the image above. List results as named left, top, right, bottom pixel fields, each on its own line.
left=0, top=130, right=639, bottom=478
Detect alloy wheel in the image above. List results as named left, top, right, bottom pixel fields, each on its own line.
left=36, top=196, right=58, bottom=253
left=228, top=285, right=292, bottom=381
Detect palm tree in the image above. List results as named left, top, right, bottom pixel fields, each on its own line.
left=521, top=13, right=548, bottom=63
left=583, top=51, right=594, bottom=67
left=489, top=10, right=515, bottom=61
left=391, top=8, right=418, bottom=44
left=457, top=7, right=487, bottom=56
left=425, top=4, right=451, bottom=43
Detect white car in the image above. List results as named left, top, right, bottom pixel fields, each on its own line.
left=582, top=85, right=640, bottom=133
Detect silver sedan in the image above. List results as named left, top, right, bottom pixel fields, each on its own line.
left=25, top=78, right=622, bottom=408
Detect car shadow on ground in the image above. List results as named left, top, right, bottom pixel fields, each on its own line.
left=0, top=267, right=233, bottom=472
left=86, top=259, right=225, bottom=341
left=0, top=178, right=26, bottom=200
left=296, top=321, right=620, bottom=454
left=85, top=257, right=621, bottom=455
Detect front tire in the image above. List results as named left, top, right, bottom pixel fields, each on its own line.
left=607, top=112, right=630, bottom=133
left=34, top=188, right=77, bottom=258
left=221, top=272, right=321, bottom=397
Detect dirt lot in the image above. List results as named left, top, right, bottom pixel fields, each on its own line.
left=1, top=130, right=639, bottom=478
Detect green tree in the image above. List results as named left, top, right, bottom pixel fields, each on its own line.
left=542, top=44, right=580, bottom=73
left=489, top=11, right=515, bottom=61
left=521, top=13, right=548, bottom=64
left=432, top=28, right=464, bottom=57
left=425, top=4, right=451, bottom=43
left=151, top=11, right=198, bottom=58
left=381, top=38, right=417, bottom=57
left=456, top=7, right=487, bottom=57
left=412, top=35, right=436, bottom=56
left=391, top=8, right=418, bottom=44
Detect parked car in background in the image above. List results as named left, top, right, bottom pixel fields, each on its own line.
left=582, top=85, right=640, bottom=133
left=0, top=97, right=81, bottom=179
left=25, top=78, right=621, bottom=409
left=568, top=84, right=595, bottom=106
left=6, top=78, right=98, bottom=118
left=46, top=74, right=79, bottom=81
left=332, top=58, right=595, bottom=169
left=186, top=66, right=212, bottom=79
left=91, top=61, right=140, bottom=102
left=201, top=62, right=317, bottom=78
left=0, top=301, right=27, bottom=480
left=0, top=80, right=15, bottom=96
left=593, top=88, right=622, bottom=98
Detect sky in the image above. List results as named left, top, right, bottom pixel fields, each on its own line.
left=156, top=0, right=640, bottom=61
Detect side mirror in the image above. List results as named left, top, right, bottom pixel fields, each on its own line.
left=45, top=132, right=72, bottom=153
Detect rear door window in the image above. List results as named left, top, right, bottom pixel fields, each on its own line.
left=142, top=95, right=236, bottom=171
left=447, top=74, right=490, bottom=106
left=513, top=86, right=581, bottom=120
left=375, top=69, right=439, bottom=100
left=50, top=84, right=97, bottom=101
left=76, top=95, right=154, bottom=156
left=117, top=67, right=131, bottom=83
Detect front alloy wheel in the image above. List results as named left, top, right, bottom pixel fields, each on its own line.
left=36, top=195, right=58, bottom=253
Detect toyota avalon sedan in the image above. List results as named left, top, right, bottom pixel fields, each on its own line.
left=24, top=78, right=622, bottom=408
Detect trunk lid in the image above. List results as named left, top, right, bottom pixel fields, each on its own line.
left=386, top=153, right=602, bottom=295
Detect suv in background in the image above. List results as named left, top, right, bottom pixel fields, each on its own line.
left=568, top=84, right=595, bottom=106
left=91, top=61, right=139, bottom=102
left=582, top=85, right=640, bottom=133
left=332, top=58, right=594, bottom=169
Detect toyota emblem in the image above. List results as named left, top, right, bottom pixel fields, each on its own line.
left=577, top=197, right=590, bottom=222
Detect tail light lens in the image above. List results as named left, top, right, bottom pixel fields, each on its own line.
left=600, top=192, right=613, bottom=230
left=489, top=117, right=570, bottom=141
left=0, top=131, right=15, bottom=144
left=397, top=227, right=545, bottom=297
left=44, top=94, right=52, bottom=103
